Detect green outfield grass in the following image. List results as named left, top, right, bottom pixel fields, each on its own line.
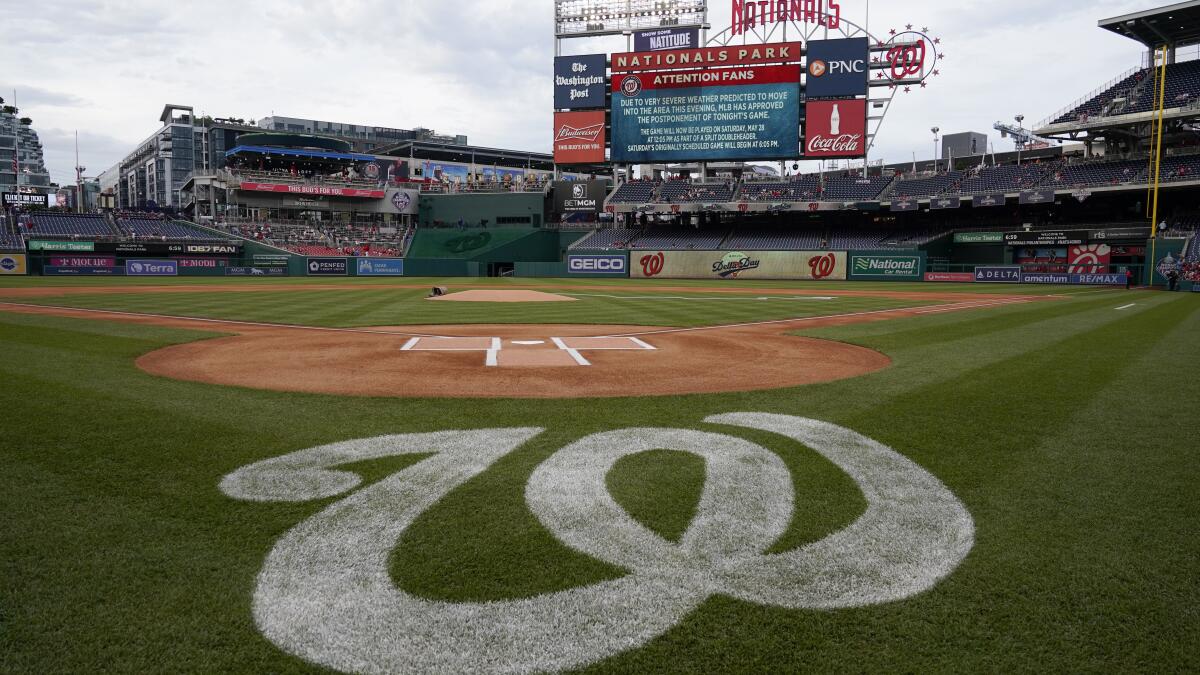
left=1, top=282, right=1196, bottom=673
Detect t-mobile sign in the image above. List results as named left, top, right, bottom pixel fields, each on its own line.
left=804, top=99, right=867, bottom=158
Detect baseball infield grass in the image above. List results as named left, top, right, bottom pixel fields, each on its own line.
left=1, top=282, right=1196, bottom=672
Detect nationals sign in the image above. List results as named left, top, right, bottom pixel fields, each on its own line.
left=804, top=98, right=866, bottom=158
left=238, top=182, right=385, bottom=198
left=632, top=250, right=846, bottom=280
left=612, top=42, right=802, bottom=72
left=553, top=111, right=607, bottom=164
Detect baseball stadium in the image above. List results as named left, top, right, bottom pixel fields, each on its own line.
left=1, top=1, right=1198, bottom=673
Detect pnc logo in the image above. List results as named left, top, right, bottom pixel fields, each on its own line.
left=808, top=59, right=827, bottom=77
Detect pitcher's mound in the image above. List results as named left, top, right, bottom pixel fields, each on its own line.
left=428, top=290, right=577, bottom=303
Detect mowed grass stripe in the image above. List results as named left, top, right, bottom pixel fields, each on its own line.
left=6, top=290, right=930, bottom=329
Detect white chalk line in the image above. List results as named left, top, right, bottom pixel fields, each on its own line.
left=0, top=301, right=452, bottom=339
left=1114, top=303, right=1137, bottom=310
left=563, top=293, right=837, bottom=302
left=597, top=298, right=1034, bottom=338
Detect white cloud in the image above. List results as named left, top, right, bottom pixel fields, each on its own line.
left=0, top=0, right=1158, bottom=183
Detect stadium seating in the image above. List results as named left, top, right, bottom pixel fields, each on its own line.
left=722, top=229, right=824, bottom=250
left=0, top=233, right=23, bottom=251
left=890, top=171, right=963, bottom=199
left=656, top=180, right=737, bottom=203
left=1041, top=158, right=1147, bottom=188
left=957, top=162, right=1059, bottom=194
left=1052, top=60, right=1200, bottom=124
left=121, top=218, right=225, bottom=241
left=608, top=181, right=661, bottom=204
left=27, top=213, right=119, bottom=238
left=738, top=176, right=822, bottom=202
left=822, top=175, right=894, bottom=201
left=572, top=228, right=643, bottom=250
left=633, top=228, right=727, bottom=250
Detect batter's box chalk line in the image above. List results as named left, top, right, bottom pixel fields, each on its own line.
left=400, top=335, right=656, bottom=367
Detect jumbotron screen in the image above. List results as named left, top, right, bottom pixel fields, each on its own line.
left=609, top=44, right=803, bottom=163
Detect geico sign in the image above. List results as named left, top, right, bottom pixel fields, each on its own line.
left=569, top=256, right=626, bottom=273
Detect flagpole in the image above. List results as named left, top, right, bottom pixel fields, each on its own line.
left=1148, top=45, right=1168, bottom=287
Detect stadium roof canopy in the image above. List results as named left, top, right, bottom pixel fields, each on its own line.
left=374, top=139, right=559, bottom=171
left=1099, top=1, right=1200, bottom=48
left=224, top=145, right=377, bottom=162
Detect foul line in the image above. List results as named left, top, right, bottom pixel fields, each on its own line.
left=550, top=337, right=591, bottom=366
left=562, top=293, right=837, bottom=302
left=597, top=298, right=1033, bottom=338
left=1115, top=303, right=1137, bottom=311
left=0, top=302, right=451, bottom=339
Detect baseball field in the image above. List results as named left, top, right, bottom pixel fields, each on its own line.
left=1, top=276, right=1196, bottom=672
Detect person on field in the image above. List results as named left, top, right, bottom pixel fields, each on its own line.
left=1125, top=267, right=1135, bottom=290
left=1166, top=267, right=1180, bottom=291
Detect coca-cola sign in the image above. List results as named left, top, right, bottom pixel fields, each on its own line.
left=804, top=99, right=866, bottom=158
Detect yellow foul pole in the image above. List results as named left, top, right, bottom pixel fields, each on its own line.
left=1148, top=46, right=1168, bottom=285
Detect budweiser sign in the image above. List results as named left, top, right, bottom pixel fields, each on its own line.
left=556, top=123, right=603, bottom=143
left=804, top=99, right=867, bottom=158
left=554, top=111, right=606, bottom=164
left=238, top=182, right=385, bottom=198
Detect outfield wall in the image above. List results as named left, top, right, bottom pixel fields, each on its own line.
left=629, top=250, right=847, bottom=280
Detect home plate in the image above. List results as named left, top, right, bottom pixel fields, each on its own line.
left=400, top=335, right=655, bottom=367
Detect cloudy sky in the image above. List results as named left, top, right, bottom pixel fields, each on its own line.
left=1, top=0, right=1177, bottom=184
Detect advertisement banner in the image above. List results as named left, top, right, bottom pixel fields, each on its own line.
left=804, top=37, right=869, bottom=99
left=48, top=256, right=116, bottom=267
left=631, top=250, right=846, bottom=280
left=226, top=267, right=288, bottom=277
left=953, top=232, right=1004, bottom=244
left=1091, top=227, right=1151, bottom=241
left=554, top=54, right=608, bottom=109
left=252, top=255, right=291, bottom=268
left=1021, top=272, right=1125, bottom=285
left=553, top=111, right=607, bottom=164
left=1018, top=189, right=1056, bottom=205
left=611, top=65, right=801, bottom=163
left=387, top=189, right=417, bottom=214
left=3, top=193, right=50, bottom=207
left=43, top=265, right=123, bottom=276
left=239, top=182, right=385, bottom=199
left=362, top=158, right=410, bottom=187
left=971, top=193, right=1006, bottom=208
left=307, top=257, right=347, bottom=276
left=0, top=253, right=27, bottom=275
left=849, top=254, right=923, bottom=280
left=634, top=28, right=700, bottom=52
left=553, top=181, right=606, bottom=214
left=924, top=272, right=975, bottom=282
left=804, top=98, right=866, bottom=158
left=356, top=258, right=404, bottom=276
left=930, top=196, right=962, bottom=210
left=1067, top=244, right=1111, bottom=274
left=974, top=266, right=1022, bottom=283
left=177, top=258, right=230, bottom=268
left=1003, top=230, right=1089, bottom=247
left=889, top=197, right=919, bottom=212
left=568, top=254, right=627, bottom=275
left=612, top=42, right=802, bottom=72
left=28, top=240, right=94, bottom=252
left=126, top=260, right=178, bottom=276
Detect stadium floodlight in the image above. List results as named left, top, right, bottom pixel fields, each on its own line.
left=555, top=0, right=708, bottom=38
